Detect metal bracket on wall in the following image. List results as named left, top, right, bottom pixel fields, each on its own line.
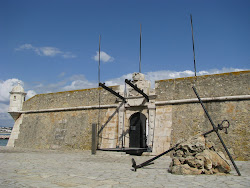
left=99, top=83, right=126, bottom=103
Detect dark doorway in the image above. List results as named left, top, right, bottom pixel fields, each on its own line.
left=129, top=112, right=147, bottom=148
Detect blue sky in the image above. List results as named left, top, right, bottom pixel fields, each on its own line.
left=0, top=0, right=249, bottom=126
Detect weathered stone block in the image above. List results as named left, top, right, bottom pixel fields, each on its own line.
left=169, top=135, right=231, bottom=175
left=170, top=164, right=203, bottom=175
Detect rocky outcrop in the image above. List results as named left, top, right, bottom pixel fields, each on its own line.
left=168, top=135, right=231, bottom=175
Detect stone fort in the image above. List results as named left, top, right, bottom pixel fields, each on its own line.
left=7, top=70, right=250, bottom=160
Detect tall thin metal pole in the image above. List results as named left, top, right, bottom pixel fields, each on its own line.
left=139, top=24, right=142, bottom=73
left=98, top=35, right=101, bottom=84
left=98, top=35, right=101, bottom=148
left=190, top=14, right=197, bottom=77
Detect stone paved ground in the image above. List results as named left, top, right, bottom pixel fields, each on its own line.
left=0, top=146, right=249, bottom=188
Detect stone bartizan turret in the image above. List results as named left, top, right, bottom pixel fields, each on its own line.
left=8, top=82, right=26, bottom=120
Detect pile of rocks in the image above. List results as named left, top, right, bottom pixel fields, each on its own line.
left=168, top=135, right=231, bottom=175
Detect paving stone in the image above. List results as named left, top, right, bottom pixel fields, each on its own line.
left=0, top=146, right=249, bottom=187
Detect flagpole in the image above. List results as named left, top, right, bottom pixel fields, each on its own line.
left=190, top=14, right=197, bottom=77
left=98, top=35, right=101, bottom=84
left=139, top=24, right=142, bottom=73
left=98, top=35, right=101, bottom=148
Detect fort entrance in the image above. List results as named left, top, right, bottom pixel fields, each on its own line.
left=129, top=112, right=147, bottom=148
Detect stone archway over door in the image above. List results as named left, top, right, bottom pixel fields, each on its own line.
left=129, top=112, right=147, bottom=148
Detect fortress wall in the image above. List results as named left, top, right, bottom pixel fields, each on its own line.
left=15, top=110, right=93, bottom=150
left=15, top=86, right=121, bottom=150
left=99, top=107, right=120, bottom=149
left=155, top=71, right=249, bottom=101
left=169, top=101, right=249, bottom=160
left=155, top=71, right=250, bottom=160
left=23, top=86, right=120, bottom=111
left=153, top=106, right=172, bottom=155
left=15, top=108, right=120, bottom=150
left=13, top=71, right=249, bottom=160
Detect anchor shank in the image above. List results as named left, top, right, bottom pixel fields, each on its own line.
left=192, top=86, right=241, bottom=176
left=133, top=144, right=178, bottom=171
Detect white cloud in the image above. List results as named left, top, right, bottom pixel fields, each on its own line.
left=0, top=79, right=35, bottom=126
left=62, top=52, right=77, bottom=59
left=0, top=103, right=9, bottom=113
left=16, top=44, right=76, bottom=59
left=103, top=68, right=245, bottom=88
left=93, top=51, right=114, bottom=63
left=63, top=75, right=97, bottom=91
left=42, top=81, right=67, bottom=93
left=146, top=68, right=246, bottom=87
left=105, top=73, right=133, bottom=86
left=0, top=79, right=36, bottom=114
left=63, top=80, right=96, bottom=91
left=145, top=70, right=195, bottom=85
left=31, top=75, right=97, bottom=93
left=16, top=43, right=34, bottom=50
left=39, top=47, right=62, bottom=56
left=0, top=79, right=23, bottom=126
left=26, top=90, right=37, bottom=100
left=0, top=78, right=36, bottom=127
left=0, top=79, right=23, bottom=102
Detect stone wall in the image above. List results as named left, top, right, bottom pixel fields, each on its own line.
left=155, top=71, right=249, bottom=101
left=153, top=106, right=172, bottom=154
left=14, top=86, right=121, bottom=150
left=23, top=86, right=120, bottom=111
left=99, top=107, right=120, bottom=149
left=11, top=71, right=250, bottom=160
left=15, top=108, right=120, bottom=150
left=155, top=71, right=250, bottom=160
left=168, top=101, right=249, bottom=160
